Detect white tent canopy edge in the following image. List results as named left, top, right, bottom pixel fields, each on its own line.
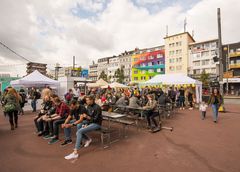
left=142, top=73, right=202, bottom=103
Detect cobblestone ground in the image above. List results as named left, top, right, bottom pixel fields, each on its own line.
left=0, top=104, right=240, bottom=172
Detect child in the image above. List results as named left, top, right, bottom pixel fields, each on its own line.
left=199, top=101, right=208, bottom=120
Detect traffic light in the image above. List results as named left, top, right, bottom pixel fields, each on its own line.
left=213, top=56, right=219, bottom=62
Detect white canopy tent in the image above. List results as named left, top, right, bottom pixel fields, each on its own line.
left=143, top=73, right=202, bottom=103
left=86, top=79, right=108, bottom=88
left=10, top=70, right=60, bottom=88
left=101, top=82, right=129, bottom=89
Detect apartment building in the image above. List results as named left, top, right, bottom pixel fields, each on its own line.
left=164, top=32, right=195, bottom=74
left=131, top=46, right=165, bottom=82
left=188, top=39, right=219, bottom=79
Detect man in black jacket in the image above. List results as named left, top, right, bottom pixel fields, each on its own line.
left=64, top=95, right=102, bottom=160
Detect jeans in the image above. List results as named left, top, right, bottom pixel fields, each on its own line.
left=179, top=96, right=185, bottom=107
left=143, top=110, right=158, bottom=127
left=52, top=118, right=66, bottom=138
left=75, top=123, right=101, bottom=150
left=64, top=120, right=89, bottom=140
left=31, top=99, right=37, bottom=112
left=34, top=117, right=44, bottom=132
left=7, top=111, right=18, bottom=126
left=212, top=104, right=219, bottom=122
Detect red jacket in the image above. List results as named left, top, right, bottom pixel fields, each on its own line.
left=56, top=102, right=70, bottom=118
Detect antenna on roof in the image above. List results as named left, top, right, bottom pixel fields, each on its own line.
left=184, top=17, right=187, bottom=32
left=166, top=25, right=168, bottom=37
left=192, top=30, right=194, bottom=38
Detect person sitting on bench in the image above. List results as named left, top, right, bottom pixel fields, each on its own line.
left=142, top=94, right=159, bottom=131
left=64, top=95, right=102, bottom=160
left=61, top=100, right=87, bottom=147
left=44, top=97, right=70, bottom=144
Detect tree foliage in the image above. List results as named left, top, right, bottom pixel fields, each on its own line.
left=99, top=70, right=108, bottom=81
left=200, top=70, right=210, bottom=87
left=114, top=66, right=125, bottom=83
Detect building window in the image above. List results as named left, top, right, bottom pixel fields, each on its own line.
left=201, top=51, right=209, bottom=57
left=211, top=42, right=216, bottom=48
left=176, top=66, right=182, bottom=70
left=169, top=66, right=175, bottom=71
left=157, top=54, right=163, bottom=58
left=169, top=58, right=175, bottom=63
left=194, top=61, right=200, bottom=66
left=193, top=69, right=201, bottom=74
left=152, top=62, right=154, bottom=66
left=134, top=70, right=138, bottom=74
left=202, top=60, right=210, bottom=65
left=149, top=56, right=154, bottom=60
left=140, top=56, right=146, bottom=60
left=141, top=70, right=146, bottom=74
left=148, top=62, right=152, bottom=66
left=148, top=69, right=154, bottom=73
left=134, top=77, right=138, bottom=81
left=211, top=50, right=216, bottom=56
left=134, top=58, right=138, bottom=62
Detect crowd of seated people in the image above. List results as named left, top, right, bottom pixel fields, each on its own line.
left=32, top=85, right=196, bottom=159
left=34, top=88, right=102, bottom=160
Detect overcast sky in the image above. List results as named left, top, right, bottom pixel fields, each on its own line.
left=0, top=0, right=239, bottom=77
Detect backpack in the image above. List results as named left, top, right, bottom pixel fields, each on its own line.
left=65, top=93, right=72, bottom=101
left=20, top=93, right=27, bottom=103
left=36, top=92, right=41, bottom=99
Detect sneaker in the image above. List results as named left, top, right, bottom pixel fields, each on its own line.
left=50, top=135, right=56, bottom=139
left=84, top=138, right=92, bottom=148
left=43, top=135, right=53, bottom=140
left=48, top=138, right=59, bottom=145
left=64, top=152, right=79, bottom=160
left=61, top=140, right=72, bottom=147
left=37, top=132, right=43, bottom=136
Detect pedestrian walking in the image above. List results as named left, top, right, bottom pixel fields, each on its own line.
left=208, top=88, right=223, bottom=123
left=199, top=101, right=208, bottom=120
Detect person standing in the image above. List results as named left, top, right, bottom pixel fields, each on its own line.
left=3, top=88, right=21, bottom=130
left=19, top=89, right=26, bottom=115
left=187, top=89, right=194, bottom=110
left=30, top=87, right=38, bottom=112
left=179, top=87, right=185, bottom=110
left=208, top=88, right=223, bottom=123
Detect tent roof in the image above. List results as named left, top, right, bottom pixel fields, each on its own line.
left=11, top=70, right=59, bottom=87
left=101, top=82, right=129, bottom=88
left=87, top=78, right=108, bottom=87
left=143, top=73, right=202, bottom=85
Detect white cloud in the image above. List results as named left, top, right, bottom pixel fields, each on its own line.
left=0, top=0, right=239, bottom=77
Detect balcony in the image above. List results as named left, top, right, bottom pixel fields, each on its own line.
left=229, top=52, right=240, bottom=58
left=229, top=63, right=240, bottom=69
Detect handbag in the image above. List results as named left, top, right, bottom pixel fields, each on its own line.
left=4, top=104, right=16, bottom=113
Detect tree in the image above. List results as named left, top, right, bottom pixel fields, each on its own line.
left=200, top=70, right=210, bottom=87
left=99, top=70, right=108, bottom=81
left=114, top=66, right=125, bottom=83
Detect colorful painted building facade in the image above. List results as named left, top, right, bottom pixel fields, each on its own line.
left=131, top=46, right=165, bottom=82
